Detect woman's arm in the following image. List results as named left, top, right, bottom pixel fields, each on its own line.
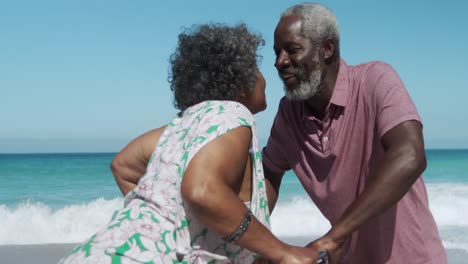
left=181, top=126, right=317, bottom=263
left=111, top=126, right=166, bottom=196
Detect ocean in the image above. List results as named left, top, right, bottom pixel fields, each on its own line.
left=1, top=150, right=467, bottom=255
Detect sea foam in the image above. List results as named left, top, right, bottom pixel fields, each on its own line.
left=0, top=198, right=122, bottom=245
left=1, top=184, right=467, bottom=252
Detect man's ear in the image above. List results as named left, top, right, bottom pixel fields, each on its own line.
left=322, top=39, right=335, bottom=64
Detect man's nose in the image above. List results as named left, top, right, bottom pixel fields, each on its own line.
left=274, top=51, right=290, bottom=69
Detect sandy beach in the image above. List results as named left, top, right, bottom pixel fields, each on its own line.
left=0, top=243, right=76, bottom=264
left=1, top=238, right=466, bottom=264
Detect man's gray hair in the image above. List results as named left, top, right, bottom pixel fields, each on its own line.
left=282, top=3, right=340, bottom=62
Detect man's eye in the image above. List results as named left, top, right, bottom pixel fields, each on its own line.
left=288, top=48, right=300, bottom=54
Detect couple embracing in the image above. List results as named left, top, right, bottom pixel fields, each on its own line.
left=60, top=3, right=446, bottom=264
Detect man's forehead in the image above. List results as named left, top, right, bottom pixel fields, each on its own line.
left=278, top=15, right=302, bottom=28
left=274, top=16, right=308, bottom=42
left=275, top=15, right=303, bottom=36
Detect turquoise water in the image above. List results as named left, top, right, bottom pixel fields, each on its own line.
left=0, top=153, right=119, bottom=209
left=0, top=149, right=467, bottom=249
left=424, top=149, right=468, bottom=182
left=0, top=150, right=467, bottom=208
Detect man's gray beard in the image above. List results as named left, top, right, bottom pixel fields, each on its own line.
left=285, top=67, right=322, bottom=101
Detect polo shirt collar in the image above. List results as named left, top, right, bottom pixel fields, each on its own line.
left=299, top=59, right=350, bottom=120
left=328, top=59, right=349, bottom=108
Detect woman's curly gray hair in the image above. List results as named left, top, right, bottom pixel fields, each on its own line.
left=169, top=23, right=264, bottom=111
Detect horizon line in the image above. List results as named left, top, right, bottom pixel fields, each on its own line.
left=1, top=148, right=468, bottom=155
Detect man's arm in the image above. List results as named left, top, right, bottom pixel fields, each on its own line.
left=111, top=126, right=166, bottom=195
left=263, top=165, right=285, bottom=214
left=308, top=120, right=426, bottom=260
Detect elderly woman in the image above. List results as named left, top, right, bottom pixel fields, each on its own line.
left=60, top=24, right=316, bottom=264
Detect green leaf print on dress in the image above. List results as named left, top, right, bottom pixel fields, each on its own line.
left=59, top=101, right=270, bottom=264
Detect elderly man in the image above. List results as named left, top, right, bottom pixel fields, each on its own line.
left=263, top=3, right=446, bottom=263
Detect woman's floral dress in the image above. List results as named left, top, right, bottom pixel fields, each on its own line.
left=60, top=100, right=271, bottom=264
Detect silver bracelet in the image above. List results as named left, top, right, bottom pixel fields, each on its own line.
left=223, top=210, right=253, bottom=243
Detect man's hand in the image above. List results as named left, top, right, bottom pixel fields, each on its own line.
left=306, top=233, right=346, bottom=264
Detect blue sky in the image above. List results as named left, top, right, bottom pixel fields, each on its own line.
left=1, top=0, right=467, bottom=153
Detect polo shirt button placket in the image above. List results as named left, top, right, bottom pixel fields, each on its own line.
left=321, top=134, right=330, bottom=153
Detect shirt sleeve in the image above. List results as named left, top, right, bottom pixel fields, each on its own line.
left=367, top=62, right=422, bottom=138
left=262, top=98, right=291, bottom=174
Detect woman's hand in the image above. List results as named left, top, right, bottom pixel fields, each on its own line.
left=278, top=245, right=319, bottom=264
left=253, top=245, right=323, bottom=264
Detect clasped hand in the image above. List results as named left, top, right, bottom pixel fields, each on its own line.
left=253, top=234, right=344, bottom=264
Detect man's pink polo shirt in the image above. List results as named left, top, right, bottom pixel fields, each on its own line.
left=263, top=60, right=446, bottom=263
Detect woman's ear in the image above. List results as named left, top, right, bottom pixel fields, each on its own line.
left=236, top=89, right=250, bottom=107
left=239, top=90, right=247, bottom=99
